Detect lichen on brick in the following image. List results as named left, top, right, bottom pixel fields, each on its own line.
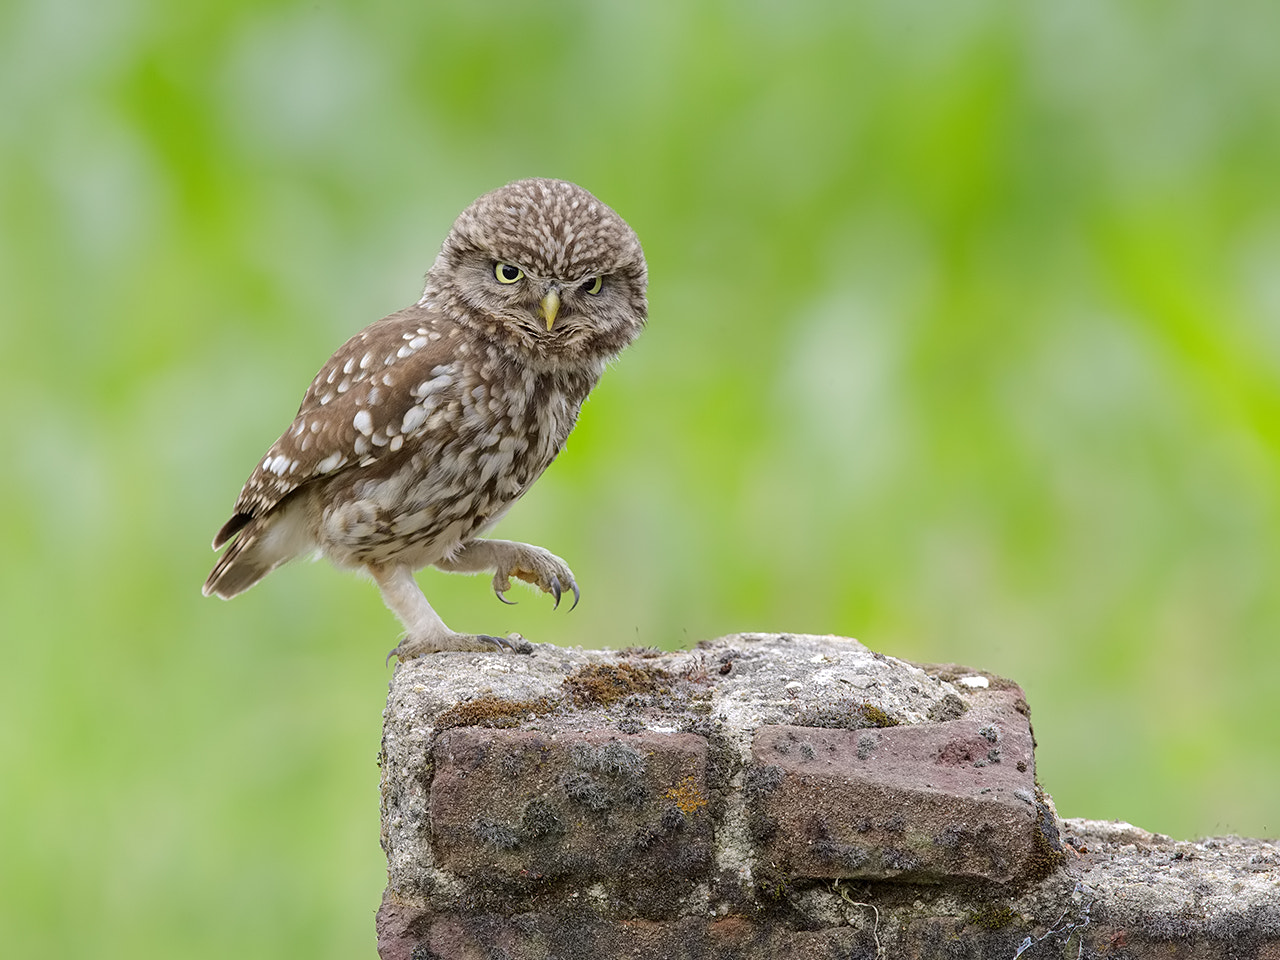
left=571, top=739, right=646, bottom=775
left=520, top=797, right=564, bottom=841
left=471, top=818, right=520, bottom=850
left=659, top=805, right=686, bottom=832
left=663, top=775, right=708, bottom=815
left=560, top=771, right=613, bottom=811
left=813, top=838, right=871, bottom=870
left=927, top=693, right=969, bottom=722
left=744, top=764, right=784, bottom=798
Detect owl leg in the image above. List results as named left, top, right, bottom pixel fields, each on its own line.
left=366, top=562, right=518, bottom=661
left=437, top=539, right=580, bottom=611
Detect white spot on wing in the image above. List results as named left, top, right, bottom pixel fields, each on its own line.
left=273, top=457, right=294, bottom=476
left=401, top=405, right=427, bottom=434
left=353, top=409, right=373, bottom=436
left=415, top=372, right=453, bottom=398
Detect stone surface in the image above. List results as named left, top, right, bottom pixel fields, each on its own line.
left=377, top=633, right=1280, bottom=959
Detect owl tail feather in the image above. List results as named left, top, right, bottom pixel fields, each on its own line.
left=203, top=506, right=310, bottom=599
left=203, top=530, right=276, bottom=599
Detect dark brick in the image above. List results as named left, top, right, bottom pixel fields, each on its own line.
left=429, top=727, right=713, bottom=887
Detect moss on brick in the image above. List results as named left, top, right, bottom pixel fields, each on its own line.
left=793, top=698, right=901, bottom=730
left=964, top=904, right=1019, bottom=929
left=563, top=661, right=670, bottom=707
left=434, top=694, right=560, bottom=730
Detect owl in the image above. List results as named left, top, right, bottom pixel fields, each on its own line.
left=203, top=178, right=647, bottom=660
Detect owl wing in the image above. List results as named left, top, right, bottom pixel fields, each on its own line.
left=212, top=306, right=460, bottom=549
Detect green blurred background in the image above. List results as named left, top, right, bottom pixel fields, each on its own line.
left=3, top=0, right=1278, bottom=955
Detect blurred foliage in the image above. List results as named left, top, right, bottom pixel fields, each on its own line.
left=3, top=1, right=1279, bottom=956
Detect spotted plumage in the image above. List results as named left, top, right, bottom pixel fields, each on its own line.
left=204, top=179, right=647, bottom=659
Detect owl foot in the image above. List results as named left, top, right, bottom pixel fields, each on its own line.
left=387, top=631, right=533, bottom=663
left=490, top=545, right=580, bottom=611
left=369, top=562, right=538, bottom=661
left=438, top=538, right=580, bottom=611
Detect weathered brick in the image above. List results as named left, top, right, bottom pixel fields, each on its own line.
left=748, top=687, right=1050, bottom=883
left=429, top=726, right=713, bottom=887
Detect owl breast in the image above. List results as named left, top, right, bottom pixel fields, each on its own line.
left=314, top=357, right=589, bottom=570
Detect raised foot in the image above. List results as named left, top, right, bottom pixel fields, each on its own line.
left=491, top=544, right=581, bottom=611
left=386, top=631, right=534, bottom=664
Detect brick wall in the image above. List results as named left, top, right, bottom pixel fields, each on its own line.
left=376, top=634, right=1280, bottom=959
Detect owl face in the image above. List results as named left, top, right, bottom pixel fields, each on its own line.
left=429, top=179, right=648, bottom=364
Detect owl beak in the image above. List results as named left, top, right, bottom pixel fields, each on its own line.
left=540, top=287, right=561, bottom=331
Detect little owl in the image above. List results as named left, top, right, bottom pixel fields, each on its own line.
left=203, top=178, right=647, bottom=660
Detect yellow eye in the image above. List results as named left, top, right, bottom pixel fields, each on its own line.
left=581, top=276, right=603, bottom=295
left=494, top=262, right=524, bottom=284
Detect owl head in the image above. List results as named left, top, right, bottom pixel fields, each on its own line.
left=426, top=178, right=648, bottom=367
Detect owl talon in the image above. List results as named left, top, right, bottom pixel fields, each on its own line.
left=547, top=576, right=580, bottom=612
left=494, top=585, right=517, bottom=606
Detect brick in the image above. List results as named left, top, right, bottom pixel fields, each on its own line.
left=748, top=686, right=1050, bottom=883
left=428, top=727, right=713, bottom=891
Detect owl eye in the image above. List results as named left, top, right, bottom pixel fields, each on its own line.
left=581, top=276, right=603, bottom=295
left=494, top=262, right=524, bottom=284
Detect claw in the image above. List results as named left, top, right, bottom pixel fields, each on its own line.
left=568, top=580, right=580, bottom=612
left=494, top=584, right=517, bottom=606
left=550, top=575, right=562, bottom=609
left=478, top=634, right=514, bottom=651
